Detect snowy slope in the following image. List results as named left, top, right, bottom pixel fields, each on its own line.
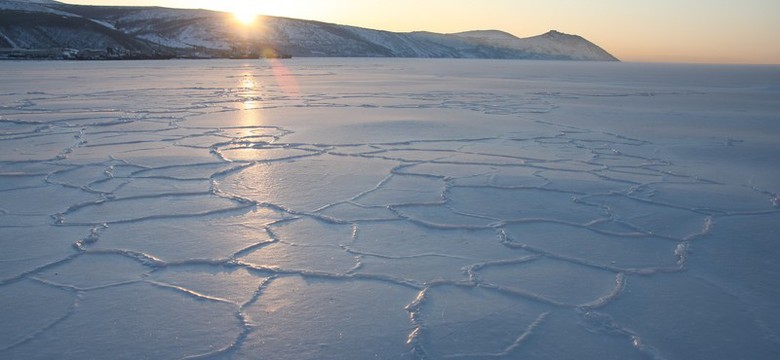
left=0, top=0, right=171, bottom=54
left=0, top=0, right=72, bottom=16
left=0, top=1, right=619, bottom=60
left=455, top=30, right=619, bottom=61
left=0, top=12, right=166, bottom=52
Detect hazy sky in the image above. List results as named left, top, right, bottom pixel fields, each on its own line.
left=60, top=0, right=780, bottom=64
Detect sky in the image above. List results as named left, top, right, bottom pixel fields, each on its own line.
left=59, top=0, right=780, bottom=64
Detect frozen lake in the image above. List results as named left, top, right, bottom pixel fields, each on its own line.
left=1, top=59, right=779, bottom=359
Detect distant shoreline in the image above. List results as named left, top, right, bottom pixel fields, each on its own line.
left=0, top=48, right=292, bottom=61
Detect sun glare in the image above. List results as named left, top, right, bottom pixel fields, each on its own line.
left=233, top=10, right=258, bottom=25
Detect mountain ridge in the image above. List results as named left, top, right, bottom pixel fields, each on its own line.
left=0, top=0, right=619, bottom=61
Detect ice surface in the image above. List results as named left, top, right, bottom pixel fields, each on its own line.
left=238, top=276, right=417, bottom=359
left=1, top=59, right=779, bottom=359
left=413, top=286, right=552, bottom=358
left=2, top=282, right=241, bottom=359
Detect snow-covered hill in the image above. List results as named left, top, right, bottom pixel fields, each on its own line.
left=455, top=30, right=619, bottom=61
left=0, top=0, right=618, bottom=61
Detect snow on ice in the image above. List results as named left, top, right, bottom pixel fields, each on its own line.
left=1, top=59, right=779, bottom=359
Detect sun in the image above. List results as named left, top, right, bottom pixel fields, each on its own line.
left=232, top=10, right=258, bottom=25
left=229, top=0, right=261, bottom=25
